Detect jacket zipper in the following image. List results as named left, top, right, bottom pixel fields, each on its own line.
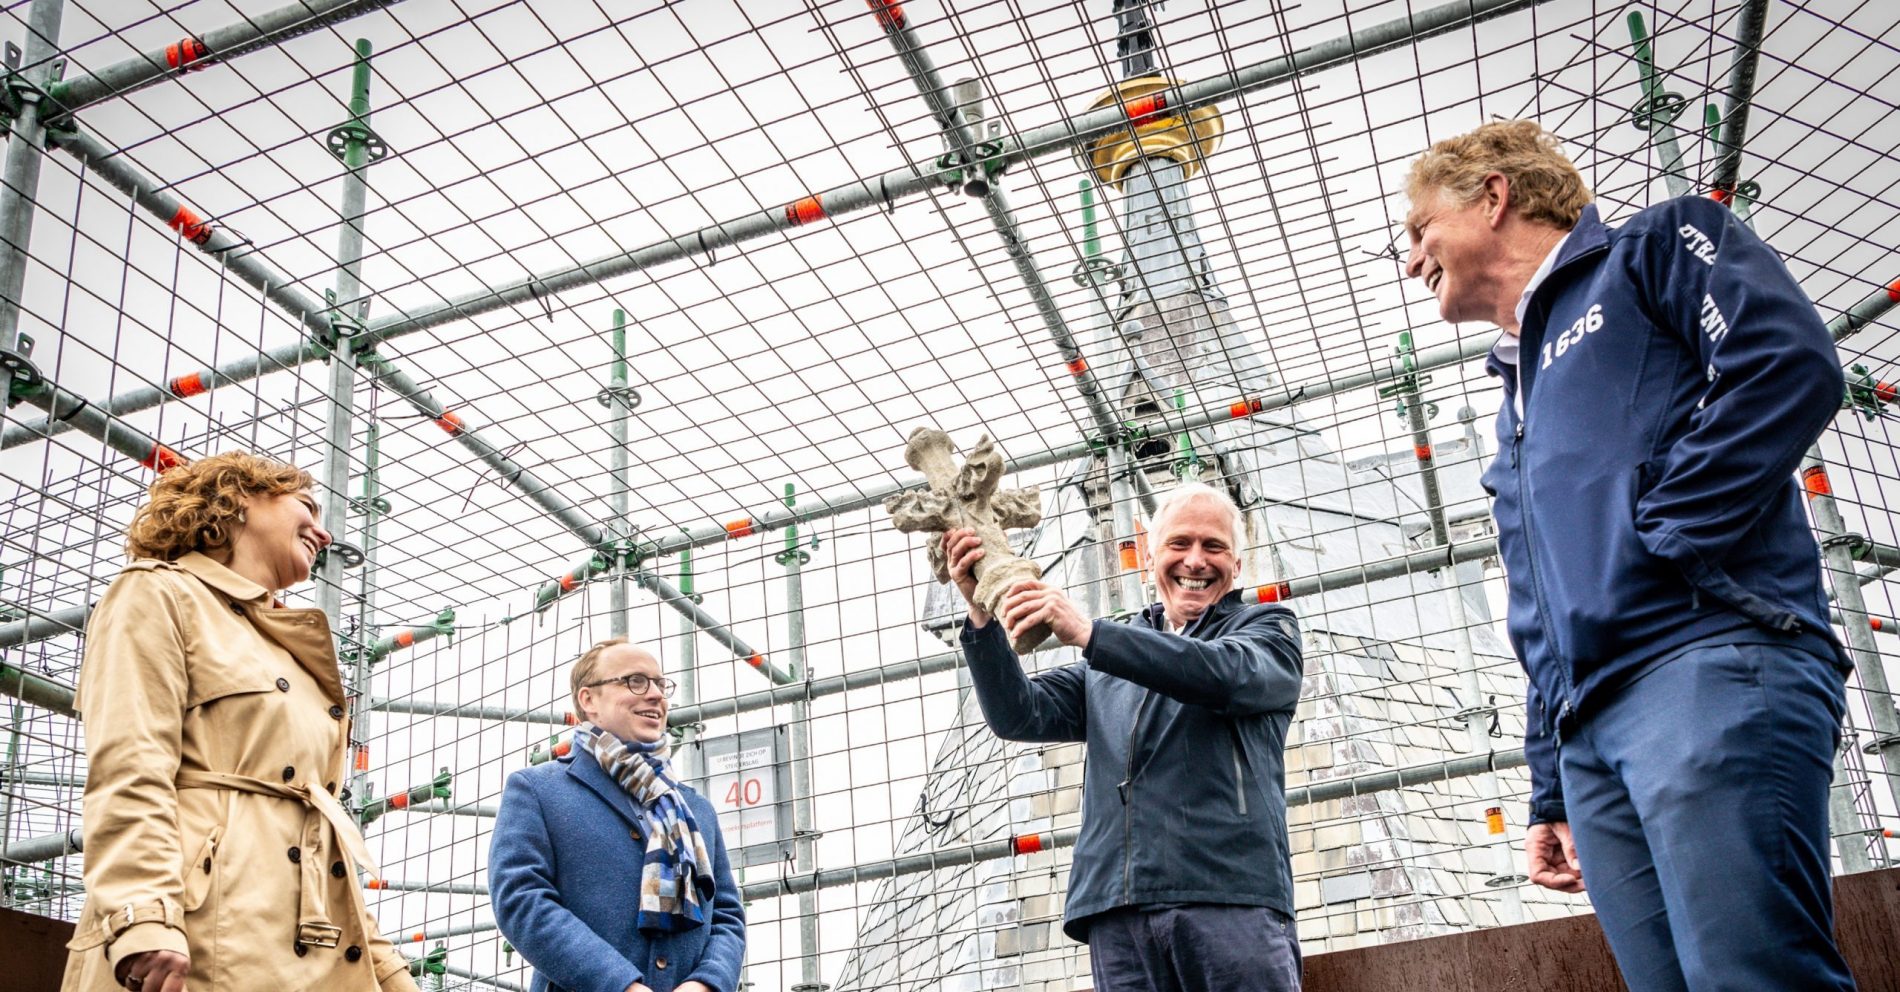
left=1513, top=419, right=1576, bottom=742
left=1231, top=734, right=1248, bottom=815
left=1119, top=692, right=1149, bottom=903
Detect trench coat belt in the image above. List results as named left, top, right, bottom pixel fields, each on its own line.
left=175, top=769, right=382, bottom=948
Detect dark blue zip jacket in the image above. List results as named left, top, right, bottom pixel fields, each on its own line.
left=960, top=590, right=1303, bottom=941
left=1481, top=196, right=1849, bottom=825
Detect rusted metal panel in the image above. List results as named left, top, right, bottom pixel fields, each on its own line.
left=1833, top=866, right=1900, bottom=992
left=0, top=906, right=72, bottom=992
left=1306, top=867, right=1900, bottom=992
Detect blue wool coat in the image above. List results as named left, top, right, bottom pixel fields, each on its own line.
left=490, top=748, right=745, bottom=992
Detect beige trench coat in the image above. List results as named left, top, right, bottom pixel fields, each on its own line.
left=61, top=553, right=417, bottom=992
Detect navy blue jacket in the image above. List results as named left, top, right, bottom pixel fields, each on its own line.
left=1481, top=197, right=1849, bottom=825
left=960, top=591, right=1303, bottom=941
left=490, top=748, right=746, bottom=992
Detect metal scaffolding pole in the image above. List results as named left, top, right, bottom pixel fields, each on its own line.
left=1828, top=276, right=1900, bottom=344
left=1104, top=440, right=1146, bottom=612
left=1075, top=178, right=1148, bottom=611
left=675, top=544, right=698, bottom=743
left=1802, top=450, right=1900, bottom=813
left=0, top=825, right=80, bottom=865
left=869, top=3, right=1135, bottom=488
left=608, top=308, right=633, bottom=638
left=1387, top=331, right=1523, bottom=922
left=0, top=657, right=74, bottom=717
left=357, top=353, right=611, bottom=547
left=321, top=40, right=379, bottom=808
left=633, top=564, right=793, bottom=685
left=777, top=484, right=822, bottom=992
left=4, top=0, right=1551, bottom=447
left=0, top=602, right=89, bottom=650
left=6, top=374, right=186, bottom=471
left=1709, top=0, right=1770, bottom=198
left=45, top=0, right=406, bottom=112
left=1627, top=11, right=1693, bottom=198
left=0, top=0, right=64, bottom=378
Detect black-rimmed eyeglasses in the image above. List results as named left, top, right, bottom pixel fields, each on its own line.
left=583, top=673, right=677, bottom=697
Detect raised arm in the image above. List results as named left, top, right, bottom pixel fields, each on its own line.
left=1082, top=606, right=1303, bottom=717
left=961, top=619, right=1088, bottom=742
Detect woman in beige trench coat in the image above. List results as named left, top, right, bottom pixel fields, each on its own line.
left=61, top=452, right=418, bottom=992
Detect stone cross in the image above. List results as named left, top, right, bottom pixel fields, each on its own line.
left=885, top=427, right=1049, bottom=654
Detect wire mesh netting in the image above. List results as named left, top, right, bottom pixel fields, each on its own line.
left=2, top=0, right=1896, bottom=989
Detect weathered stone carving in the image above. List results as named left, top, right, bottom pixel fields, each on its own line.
left=884, top=428, right=1048, bottom=653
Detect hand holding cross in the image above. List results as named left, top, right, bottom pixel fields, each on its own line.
left=884, top=427, right=1049, bottom=654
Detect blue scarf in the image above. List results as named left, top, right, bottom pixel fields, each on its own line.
left=578, top=723, right=714, bottom=933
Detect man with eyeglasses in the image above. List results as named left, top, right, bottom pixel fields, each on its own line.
left=491, top=637, right=747, bottom=992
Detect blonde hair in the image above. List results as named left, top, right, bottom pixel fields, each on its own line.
left=1406, top=120, right=1591, bottom=229
left=570, top=636, right=629, bottom=719
left=124, top=451, right=311, bottom=561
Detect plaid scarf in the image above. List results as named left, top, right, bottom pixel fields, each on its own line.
left=578, top=722, right=715, bottom=933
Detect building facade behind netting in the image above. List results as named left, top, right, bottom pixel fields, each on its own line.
left=2, top=1, right=1896, bottom=989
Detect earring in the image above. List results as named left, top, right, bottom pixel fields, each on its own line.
left=236, top=511, right=246, bottom=523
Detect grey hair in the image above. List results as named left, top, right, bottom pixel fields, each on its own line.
left=1147, top=480, right=1245, bottom=556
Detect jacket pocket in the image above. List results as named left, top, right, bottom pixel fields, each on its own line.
left=1230, top=729, right=1248, bottom=816
left=181, top=824, right=222, bottom=912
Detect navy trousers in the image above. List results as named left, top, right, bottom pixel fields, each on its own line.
left=1561, top=640, right=1856, bottom=992
left=1087, top=904, right=1302, bottom=992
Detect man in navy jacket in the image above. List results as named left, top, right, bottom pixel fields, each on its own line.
left=942, top=481, right=1306, bottom=992
left=1403, top=120, right=1854, bottom=990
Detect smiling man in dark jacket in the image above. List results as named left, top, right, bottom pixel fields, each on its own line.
left=941, top=480, right=1305, bottom=992
left=1403, top=120, right=1854, bottom=991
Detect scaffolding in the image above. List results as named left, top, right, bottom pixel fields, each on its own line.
left=2, top=0, right=1897, bottom=989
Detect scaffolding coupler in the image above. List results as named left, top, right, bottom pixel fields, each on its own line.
left=528, top=734, right=573, bottom=766
left=323, top=287, right=366, bottom=349
left=313, top=540, right=365, bottom=572
left=933, top=140, right=1007, bottom=197
left=1844, top=364, right=1894, bottom=420
left=531, top=553, right=613, bottom=613
left=1, top=331, right=41, bottom=407
left=1378, top=331, right=1437, bottom=420
left=1085, top=421, right=1147, bottom=457
left=357, top=768, right=452, bottom=826
left=1169, top=389, right=1202, bottom=480
left=595, top=383, right=642, bottom=411
left=360, top=608, right=455, bottom=665
left=775, top=483, right=812, bottom=567
left=1625, top=12, right=1685, bottom=134
left=1070, top=179, right=1123, bottom=287
left=406, top=942, right=448, bottom=987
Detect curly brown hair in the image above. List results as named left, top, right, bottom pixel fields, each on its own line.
left=124, top=451, right=312, bottom=561
left=1406, top=120, right=1592, bottom=229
